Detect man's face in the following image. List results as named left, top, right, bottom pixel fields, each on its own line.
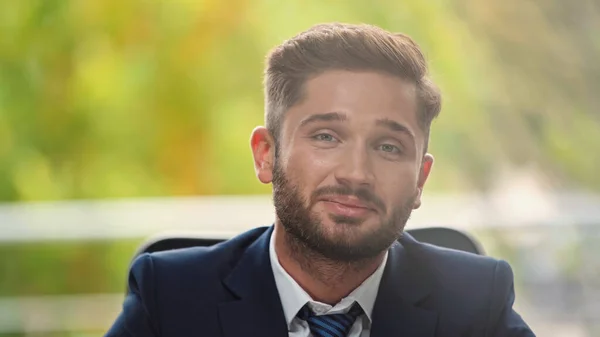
left=254, top=70, right=433, bottom=261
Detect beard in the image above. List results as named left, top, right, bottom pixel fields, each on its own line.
left=272, top=161, right=416, bottom=263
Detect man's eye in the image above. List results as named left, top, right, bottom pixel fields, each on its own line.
left=313, top=133, right=336, bottom=142
left=379, top=144, right=400, bottom=153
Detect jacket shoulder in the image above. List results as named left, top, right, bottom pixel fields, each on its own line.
left=408, top=238, right=513, bottom=292
left=121, top=227, right=270, bottom=335
left=138, top=226, right=268, bottom=275
left=128, top=226, right=269, bottom=302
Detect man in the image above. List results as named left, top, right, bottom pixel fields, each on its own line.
left=106, top=23, right=535, bottom=336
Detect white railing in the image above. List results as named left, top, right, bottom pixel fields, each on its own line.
left=2, top=192, right=600, bottom=242
left=0, top=294, right=122, bottom=333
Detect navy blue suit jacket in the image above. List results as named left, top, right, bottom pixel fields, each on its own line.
left=106, top=226, right=535, bottom=336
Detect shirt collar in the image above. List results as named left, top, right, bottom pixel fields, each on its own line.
left=269, top=230, right=388, bottom=327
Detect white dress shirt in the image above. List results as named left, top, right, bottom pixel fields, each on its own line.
left=269, top=231, right=388, bottom=337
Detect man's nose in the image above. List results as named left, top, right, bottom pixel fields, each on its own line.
left=333, top=146, right=375, bottom=187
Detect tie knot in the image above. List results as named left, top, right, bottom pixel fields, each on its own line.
left=297, top=302, right=364, bottom=337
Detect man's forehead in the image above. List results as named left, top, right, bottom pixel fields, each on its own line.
left=284, top=71, right=421, bottom=133
left=302, top=70, right=418, bottom=103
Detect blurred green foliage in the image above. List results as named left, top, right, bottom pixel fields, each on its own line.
left=0, top=239, right=139, bottom=296
left=2, top=0, right=598, bottom=203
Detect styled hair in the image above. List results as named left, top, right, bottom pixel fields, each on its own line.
left=264, top=22, right=442, bottom=152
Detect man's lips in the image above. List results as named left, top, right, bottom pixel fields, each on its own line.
left=319, top=196, right=374, bottom=218
left=319, top=195, right=374, bottom=211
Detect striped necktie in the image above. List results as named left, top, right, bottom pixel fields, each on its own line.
left=297, top=302, right=364, bottom=337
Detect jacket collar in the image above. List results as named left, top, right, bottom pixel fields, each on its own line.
left=218, top=226, right=288, bottom=337
left=218, top=227, right=438, bottom=337
left=370, top=232, right=438, bottom=337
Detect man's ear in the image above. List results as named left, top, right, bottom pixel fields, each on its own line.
left=413, top=153, right=434, bottom=209
left=250, top=126, right=275, bottom=184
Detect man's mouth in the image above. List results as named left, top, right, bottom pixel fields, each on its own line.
left=319, top=195, right=375, bottom=217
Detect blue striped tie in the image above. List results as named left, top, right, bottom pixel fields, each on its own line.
left=297, top=302, right=364, bottom=337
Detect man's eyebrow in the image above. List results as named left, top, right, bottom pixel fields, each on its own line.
left=299, top=112, right=347, bottom=128
left=376, top=118, right=415, bottom=139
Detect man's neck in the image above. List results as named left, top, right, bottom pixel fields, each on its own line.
left=273, top=224, right=386, bottom=305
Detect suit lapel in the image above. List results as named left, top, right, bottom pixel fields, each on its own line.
left=218, top=226, right=288, bottom=337
left=370, top=233, right=438, bottom=337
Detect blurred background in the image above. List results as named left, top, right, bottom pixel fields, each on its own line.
left=1, top=0, right=599, bottom=336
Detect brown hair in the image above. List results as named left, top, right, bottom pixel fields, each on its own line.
left=264, top=22, right=442, bottom=152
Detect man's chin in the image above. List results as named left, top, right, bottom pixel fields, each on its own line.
left=312, top=223, right=380, bottom=246
left=284, top=220, right=394, bottom=262
left=306, top=236, right=384, bottom=262
left=319, top=215, right=379, bottom=234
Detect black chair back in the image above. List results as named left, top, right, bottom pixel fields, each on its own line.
left=134, top=227, right=485, bottom=257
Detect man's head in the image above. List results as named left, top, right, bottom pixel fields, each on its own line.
left=251, top=23, right=441, bottom=262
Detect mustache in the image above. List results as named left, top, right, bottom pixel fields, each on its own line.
left=311, top=185, right=386, bottom=213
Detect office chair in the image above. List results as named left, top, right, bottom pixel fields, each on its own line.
left=133, top=227, right=485, bottom=259
left=126, top=227, right=484, bottom=295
